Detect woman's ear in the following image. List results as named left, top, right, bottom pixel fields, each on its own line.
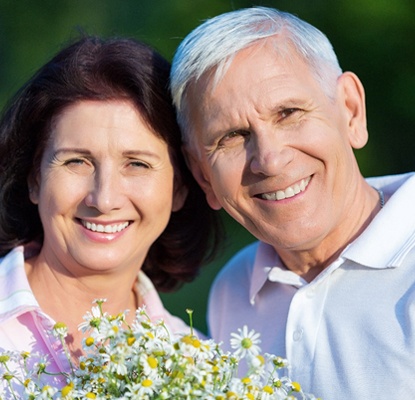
left=171, top=179, right=188, bottom=212
left=27, top=173, right=40, bottom=205
left=182, top=145, right=222, bottom=211
left=337, top=71, right=368, bottom=149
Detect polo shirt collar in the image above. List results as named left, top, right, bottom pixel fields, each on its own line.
left=249, top=172, right=415, bottom=303
left=345, top=172, right=415, bottom=268
left=0, top=246, right=39, bottom=322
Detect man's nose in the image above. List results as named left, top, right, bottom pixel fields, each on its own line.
left=249, top=130, right=294, bottom=176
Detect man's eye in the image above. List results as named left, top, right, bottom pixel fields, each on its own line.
left=224, top=131, right=241, bottom=140
left=280, top=108, right=300, bottom=119
left=218, top=130, right=249, bottom=147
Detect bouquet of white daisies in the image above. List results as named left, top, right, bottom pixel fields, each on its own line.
left=0, top=299, right=320, bottom=399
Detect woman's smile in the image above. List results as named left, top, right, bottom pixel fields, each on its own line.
left=30, top=100, right=179, bottom=273
left=80, top=220, right=131, bottom=234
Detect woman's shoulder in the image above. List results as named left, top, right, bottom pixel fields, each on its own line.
left=135, top=271, right=190, bottom=335
left=0, top=246, right=24, bottom=266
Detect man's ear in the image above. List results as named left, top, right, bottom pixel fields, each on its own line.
left=182, top=145, right=222, bottom=210
left=337, top=71, right=368, bottom=149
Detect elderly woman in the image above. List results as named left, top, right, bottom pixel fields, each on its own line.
left=0, top=36, right=221, bottom=392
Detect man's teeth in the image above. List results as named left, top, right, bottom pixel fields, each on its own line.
left=82, top=221, right=129, bottom=233
left=261, top=177, right=311, bottom=201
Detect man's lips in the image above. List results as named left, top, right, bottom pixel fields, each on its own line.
left=257, top=176, right=311, bottom=200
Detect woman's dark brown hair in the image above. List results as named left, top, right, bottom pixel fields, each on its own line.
left=0, top=36, right=223, bottom=291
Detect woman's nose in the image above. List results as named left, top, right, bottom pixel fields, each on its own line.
left=84, top=167, right=125, bottom=213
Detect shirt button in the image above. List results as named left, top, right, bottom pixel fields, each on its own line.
left=306, top=287, right=316, bottom=298
left=293, top=329, right=303, bottom=341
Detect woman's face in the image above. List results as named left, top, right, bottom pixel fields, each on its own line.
left=29, top=100, right=186, bottom=275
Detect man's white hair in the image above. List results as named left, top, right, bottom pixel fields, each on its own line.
left=170, top=6, right=343, bottom=144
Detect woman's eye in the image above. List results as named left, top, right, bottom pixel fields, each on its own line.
left=61, top=157, right=92, bottom=173
left=64, top=158, right=85, bottom=166
left=130, top=160, right=150, bottom=168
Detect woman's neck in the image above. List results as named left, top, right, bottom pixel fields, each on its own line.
left=25, top=254, right=139, bottom=358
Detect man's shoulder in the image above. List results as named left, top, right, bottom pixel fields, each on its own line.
left=208, top=242, right=261, bottom=332
left=210, top=241, right=259, bottom=293
left=218, top=241, right=259, bottom=276
left=366, top=171, right=415, bottom=190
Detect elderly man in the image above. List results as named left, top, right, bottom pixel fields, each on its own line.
left=170, top=6, right=415, bottom=399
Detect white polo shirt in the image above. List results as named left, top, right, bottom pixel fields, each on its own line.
left=208, top=172, right=415, bottom=399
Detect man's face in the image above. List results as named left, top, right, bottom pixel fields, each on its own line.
left=185, top=40, right=368, bottom=253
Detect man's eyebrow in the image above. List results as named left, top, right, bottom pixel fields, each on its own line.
left=270, top=97, right=309, bottom=109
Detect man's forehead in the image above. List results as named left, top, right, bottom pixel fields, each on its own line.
left=188, top=47, right=314, bottom=110
left=192, top=41, right=313, bottom=93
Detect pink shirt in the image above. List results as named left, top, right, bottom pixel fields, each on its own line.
left=0, top=246, right=189, bottom=395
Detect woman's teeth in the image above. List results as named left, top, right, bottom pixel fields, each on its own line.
left=82, top=221, right=129, bottom=233
left=261, top=177, right=311, bottom=201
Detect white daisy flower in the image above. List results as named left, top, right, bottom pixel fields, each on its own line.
left=78, top=305, right=103, bottom=333
left=2, top=302, right=318, bottom=400
left=230, top=325, right=261, bottom=358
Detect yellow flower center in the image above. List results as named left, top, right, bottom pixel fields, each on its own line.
left=274, top=379, right=282, bottom=388
left=273, top=356, right=285, bottom=368
left=241, top=338, right=252, bottom=349
left=147, top=356, right=158, bottom=369
left=53, top=322, right=67, bottom=330
left=256, top=355, right=265, bottom=365
left=0, top=355, right=10, bottom=363
left=263, top=385, right=274, bottom=394
left=146, top=332, right=155, bottom=339
left=181, top=335, right=193, bottom=345
left=61, top=385, right=73, bottom=397
left=127, top=336, right=136, bottom=346
left=3, top=373, right=13, bottom=381
left=142, top=379, right=153, bottom=387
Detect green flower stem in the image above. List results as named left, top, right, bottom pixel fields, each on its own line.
left=56, top=333, right=75, bottom=375
left=186, top=309, right=194, bottom=337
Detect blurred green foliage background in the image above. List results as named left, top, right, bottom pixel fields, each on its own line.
left=1, top=0, right=414, bottom=333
